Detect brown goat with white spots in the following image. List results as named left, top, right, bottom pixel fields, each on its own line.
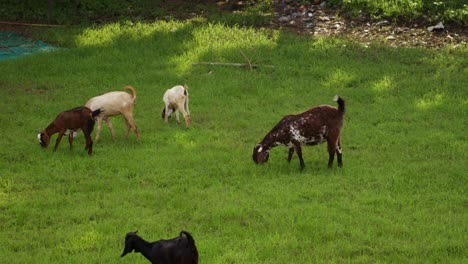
left=253, top=96, right=345, bottom=170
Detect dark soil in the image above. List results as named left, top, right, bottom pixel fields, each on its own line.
left=272, top=0, right=467, bottom=49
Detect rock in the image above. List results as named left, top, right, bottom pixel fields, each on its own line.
left=291, top=12, right=301, bottom=18
left=375, top=20, right=389, bottom=27
left=279, top=16, right=290, bottom=23
left=318, top=16, right=330, bottom=21
left=427, top=22, right=444, bottom=32
left=386, top=35, right=396, bottom=40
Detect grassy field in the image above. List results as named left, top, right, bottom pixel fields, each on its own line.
left=0, top=20, right=467, bottom=263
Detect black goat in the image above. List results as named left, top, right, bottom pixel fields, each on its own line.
left=121, top=230, right=198, bottom=264
left=37, top=106, right=102, bottom=155
left=253, top=96, right=345, bottom=170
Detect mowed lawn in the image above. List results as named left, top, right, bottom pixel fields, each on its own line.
left=0, top=20, right=466, bottom=263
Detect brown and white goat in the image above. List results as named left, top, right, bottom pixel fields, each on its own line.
left=162, top=85, right=190, bottom=127
left=253, top=96, right=345, bottom=170
left=38, top=106, right=102, bottom=155
left=121, top=230, right=199, bottom=264
left=85, top=85, right=139, bottom=141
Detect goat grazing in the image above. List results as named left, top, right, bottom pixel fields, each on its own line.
left=85, top=85, right=139, bottom=141
left=162, top=84, right=190, bottom=127
left=37, top=106, right=102, bottom=155
left=253, top=96, right=345, bottom=170
left=121, top=230, right=198, bottom=264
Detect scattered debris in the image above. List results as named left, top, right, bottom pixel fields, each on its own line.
left=375, top=20, right=390, bottom=27
left=273, top=0, right=467, bottom=48
left=427, top=22, right=444, bottom=32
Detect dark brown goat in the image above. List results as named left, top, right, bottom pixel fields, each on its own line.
left=37, top=106, right=102, bottom=155
left=121, top=231, right=198, bottom=264
left=253, top=96, right=345, bottom=170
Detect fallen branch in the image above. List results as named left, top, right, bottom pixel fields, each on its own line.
left=0, top=21, right=66, bottom=27
left=193, top=62, right=274, bottom=69
left=240, top=49, right=256, bottom=71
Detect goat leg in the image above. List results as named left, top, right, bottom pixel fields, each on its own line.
left=287, top=148, right=294, bottom=162
left=124, top=119, right=131, bottom=138
left=53, top=132, right=64, bottom=152
left=175, top=110, right=180, bottom=124
left=327, top=140, right=336, bottom=168
left=293, top=143, right=305, bottom=170
left=336, top=139, right=343, bottom=168
left=84, top=134, right=93, bottom=155
left=177, top=102, right=190, bottom=128
left=68, top=133, right=74, bottom=150
left=105, top=118, right=117, bottom=140
left=123, top=114, right=139, bottom=139
left=164, top=106, right=171, bottom=122
left=94, top=117, right=103, bottom=141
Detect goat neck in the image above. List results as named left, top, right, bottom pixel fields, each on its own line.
left=132, top=236, right=155, bottom=262
left=43, top=122, right=60, bottom=137
left=261, top=118, right=293, bottom=149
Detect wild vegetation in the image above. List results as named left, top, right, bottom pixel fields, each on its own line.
left=1, top=0, right=466, bottom=25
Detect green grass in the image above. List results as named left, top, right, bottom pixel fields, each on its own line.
left=1, top=20, right=467, bottom=263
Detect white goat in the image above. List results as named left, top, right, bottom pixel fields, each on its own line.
left=85, top=86, right=139, bottom=141
left=162, top=85, right=190, bottom=127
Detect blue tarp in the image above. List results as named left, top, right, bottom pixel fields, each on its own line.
left=0, top=32, right=58, bottom=60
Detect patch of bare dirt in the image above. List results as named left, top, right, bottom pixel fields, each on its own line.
left=272, top=0, right=467, bottom=49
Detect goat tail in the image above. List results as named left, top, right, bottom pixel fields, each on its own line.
left=333, top=95, right=345, bottom=114
left=180, top=231, right=196, bottom=248
left=183, top=84, right=188, bottom=96
left=87, top=118, right=95, bottom=135
left=124, top=85, right=137, bottom=100
left=180, top=230, right=198, bottom=262
left=92, top=108, right=103, bottom=118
